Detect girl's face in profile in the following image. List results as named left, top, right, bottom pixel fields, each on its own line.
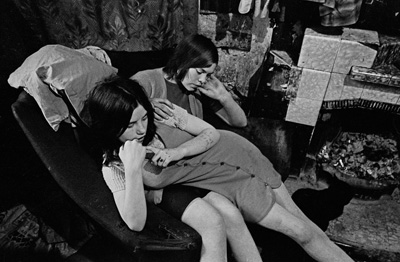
left=181, top=63, right=217, bottom=91
left=118, top=104, right=148, bottom=144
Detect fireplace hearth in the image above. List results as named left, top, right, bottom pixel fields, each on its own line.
left=291, top=107, right=400, bottom=261
left=302, top=107, right=400, bottom=185
left=317, top=131, right=400, bottom=200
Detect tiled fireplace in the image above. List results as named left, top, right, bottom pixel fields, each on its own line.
left=285, top=27, right=400, bottom=127
left=281, top=27, right=400, bottom=182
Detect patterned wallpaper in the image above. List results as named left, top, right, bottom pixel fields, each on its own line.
left=11, top=0, right=198, bottom=51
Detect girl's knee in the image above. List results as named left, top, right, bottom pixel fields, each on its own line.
left=181, top=198, right=226, bottom=232
left=223, top=206, right=246, bottom=228
left=206, top=206, right=226, bottom=230
left=181, top=199, right=228, bottom=262
left=292, top=221, right=326, bottom=246
left=203, top=192, right=244, bottom=226
left=295, top=223, right=313, bottom=244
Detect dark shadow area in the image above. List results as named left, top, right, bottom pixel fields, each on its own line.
left=247, top=168, right=354, bottom=262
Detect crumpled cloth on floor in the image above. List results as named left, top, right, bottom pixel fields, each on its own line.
left=319, top=0, right=363, bottom=26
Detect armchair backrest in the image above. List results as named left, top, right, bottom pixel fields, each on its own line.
left=11, top=90, right=201, bottom=262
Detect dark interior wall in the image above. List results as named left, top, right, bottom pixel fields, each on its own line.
left=0, top=0, right=45, bottom=211
left=0, top=0, right=43, bottom=115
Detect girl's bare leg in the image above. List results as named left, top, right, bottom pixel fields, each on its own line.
left=181, top=198, right=228, bottom=262
left=274, top=183, right=323, bottom=228
left=273, top=183, right=353, bottom=252
left=257, top=195, right=354, bottom=262
left=204, top=192, right=262, bottom=262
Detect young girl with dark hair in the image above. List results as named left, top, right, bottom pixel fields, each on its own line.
left=82, top=75, right=354, bottom=262
left=131, top=34, right=247, bottom=128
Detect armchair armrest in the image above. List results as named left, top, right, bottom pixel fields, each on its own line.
left=11, top=91, right=201, bottom=261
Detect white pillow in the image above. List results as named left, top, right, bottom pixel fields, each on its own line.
left=8, top=45, right=118, bottom=131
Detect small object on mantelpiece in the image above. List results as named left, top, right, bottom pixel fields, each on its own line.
left=350, top=66, right=392, bottom=86
left=350, top=66, right=400, bottom=87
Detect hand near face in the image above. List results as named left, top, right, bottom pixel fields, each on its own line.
left=150, top=98, right=174, bottom=121
left=146, top=146, right=184, bottom=167
left=197, top=74, right=230, bottom=102
left=119, top=140, right=146, bottom=171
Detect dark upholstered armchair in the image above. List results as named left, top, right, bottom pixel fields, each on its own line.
left=11, top=49, right=202, bottom=262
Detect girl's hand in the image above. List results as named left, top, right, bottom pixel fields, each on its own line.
left=197, top=75, right=230, bottom=102
left=119, top=140, right=146, bottom=171
left=146, top=146, right=185, bottom=167
left=150, top=98, right=174, bottom=121
left=145, top=189, right=164, bottom=204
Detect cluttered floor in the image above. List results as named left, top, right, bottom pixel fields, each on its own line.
left=284, top=173, right=400, bottom=262
left=1, top=171, right=399, bottom=262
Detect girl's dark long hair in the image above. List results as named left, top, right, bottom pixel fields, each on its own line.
left=163, top=34, right=219, bottom=82
left=80, top=75, right=156, bottom=165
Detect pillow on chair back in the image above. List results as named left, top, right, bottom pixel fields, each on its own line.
left=8, top=45, right=118, bottom=131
